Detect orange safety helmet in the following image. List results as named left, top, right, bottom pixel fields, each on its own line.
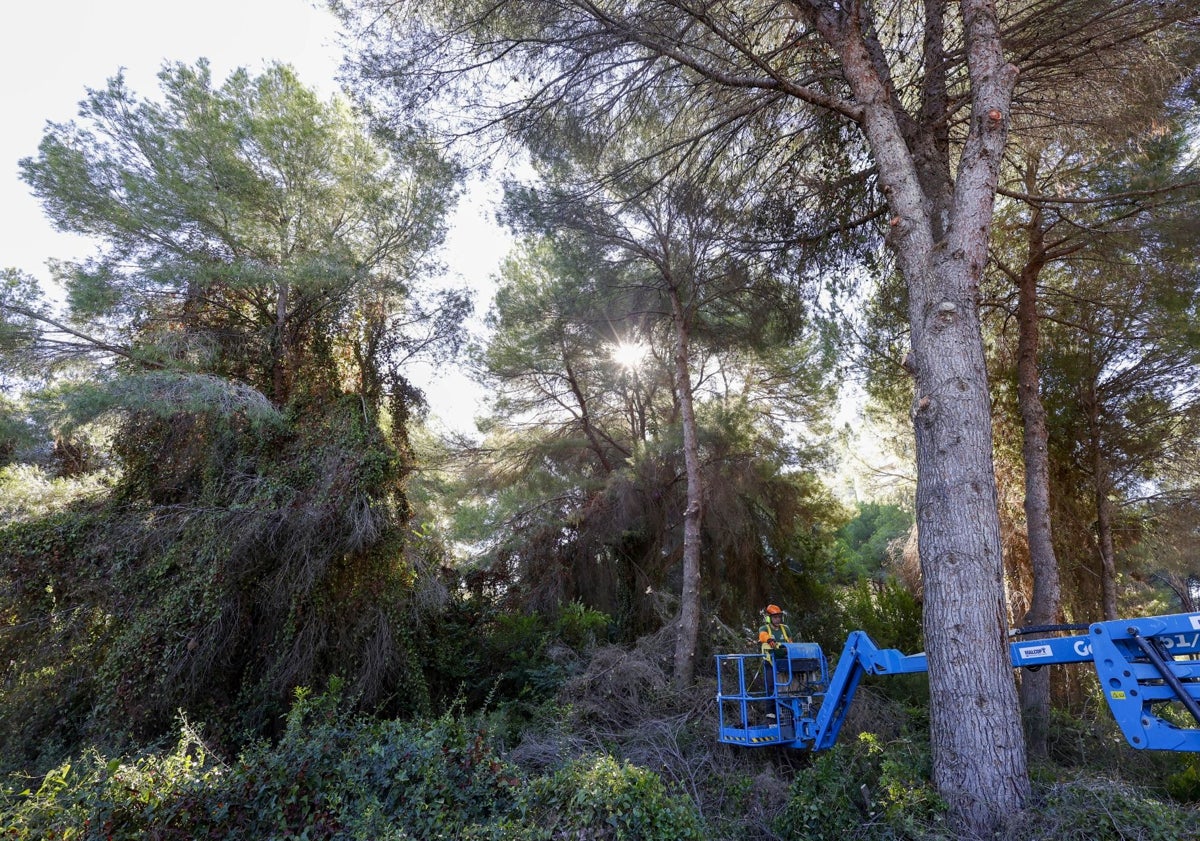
left=765, top=604, right=782, bottom=616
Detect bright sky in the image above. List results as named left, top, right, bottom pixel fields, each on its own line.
left=1, top=0, right=501, bottom=433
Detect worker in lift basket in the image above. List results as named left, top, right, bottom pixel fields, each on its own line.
left=758, top=604, right=791, bottom=695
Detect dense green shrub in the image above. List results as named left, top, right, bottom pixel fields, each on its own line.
left=776, top=733, right=948, bottom=841
left=0, top=464, right=114, bottom=521
left=521, top=755, right=704, bottom=841
left=1043, top=697, right=1197, bottom=789
left=776, top=746, right=866, bottom=841
left=0, top=693, right=514, bottom=840
left=834, top=503, right=913, bottom=583
left=0, top=510, right=119, bottom=771
left=836, top=580, right=923, bottom=656
left=1166, top=754, right=1200, bottom=803
left=417, top=597, right=611, bottom=715
left=0, top=686, right=704, bottom=841
left=8, top=662, right=1200, bottom=841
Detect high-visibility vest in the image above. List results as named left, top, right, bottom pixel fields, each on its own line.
left=759, top=621, right=791, bottom=660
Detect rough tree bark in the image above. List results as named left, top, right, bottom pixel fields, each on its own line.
left=801, top=0, right=1030, bottom=830
left=1013, top=159, right=1064, bottom=759
left=1015, top=255, right=1062, bottom=756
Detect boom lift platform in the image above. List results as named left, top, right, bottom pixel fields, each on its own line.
left=716, top=611, right=1200, bottom=752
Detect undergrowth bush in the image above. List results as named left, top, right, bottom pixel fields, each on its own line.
left=998, top=777, right=1200, bottom=841
left=1044, top=693, right=1197, bottom=789
left=776, top=732, right=949, bottom=841
left=0, top=683, right=704, bottom=841
left=521, top=755, right=704, bottom=840
left=776, top=732, right=1200, bottom=841
left=417, top=596, right=611, bottom=729
left=7, top=642, right=1200, bottom=841
left=0, top=464, right=115, bottom=522
left=1166, top=754, right=1200, bottom=803
left=837, top=580, right=923, bottom=657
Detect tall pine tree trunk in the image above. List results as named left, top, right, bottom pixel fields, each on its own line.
left=668, top=283, right=703, bottom=688
left=1094, top=455, right=1120, bottom=620
left=1015, top=211, right=1063, bottom=758
left=1084, top=381, right=1119, bottom=619
left=1097, top=504, right=1119, bottom=618
left=806, top=0, right=1029, bottom=831
left=272, top=280, right=290, bottom=404
left=912, top=236, right=1029, bottom=836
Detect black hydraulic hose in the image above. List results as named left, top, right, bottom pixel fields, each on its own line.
left=1129, top=628, right=1200, bottom=726
left=1009, top=623, right=1090, bottom=636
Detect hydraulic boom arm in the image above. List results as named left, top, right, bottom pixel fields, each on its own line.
left=716, top=611, right=1200, bottom=752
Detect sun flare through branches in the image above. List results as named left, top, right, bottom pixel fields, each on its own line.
left=609, top=340, right=650, bottom=370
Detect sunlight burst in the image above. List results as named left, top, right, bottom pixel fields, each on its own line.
left=610, top=340, right=650, bottom=370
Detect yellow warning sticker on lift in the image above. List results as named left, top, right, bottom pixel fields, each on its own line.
left=1110, top=691, right=1126, bottom=700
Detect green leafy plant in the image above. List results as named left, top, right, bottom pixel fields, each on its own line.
left=1166, top=755, right=1200, bottom=803
left=0, top=684, right=706, bottom=841
left=521, top=755, right=704, bottom=841
left=776, top=733, right=948, bottom=841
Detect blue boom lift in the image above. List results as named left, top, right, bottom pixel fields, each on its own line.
left=716, top=611, right=1200, bottom=752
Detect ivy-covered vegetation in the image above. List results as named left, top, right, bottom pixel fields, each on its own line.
left=0, top=393, right=435, bottom=768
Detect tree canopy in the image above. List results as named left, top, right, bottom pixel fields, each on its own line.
left=19, top=59, right=464, bottom=407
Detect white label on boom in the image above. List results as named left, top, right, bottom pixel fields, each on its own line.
left=1019, top=645, right=1053, bottom=659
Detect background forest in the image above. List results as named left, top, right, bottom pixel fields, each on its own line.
left=2, top=1, right=1200, bottom=839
